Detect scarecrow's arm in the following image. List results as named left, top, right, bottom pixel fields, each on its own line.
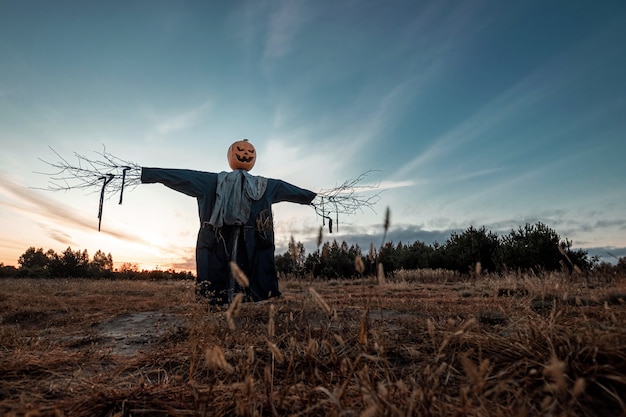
left=268, top=179, right=317, bottom=205
left=140, top=168, right=215, bottom=198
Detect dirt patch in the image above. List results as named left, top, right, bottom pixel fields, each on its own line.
left=92, top=311, right=184, bottom=356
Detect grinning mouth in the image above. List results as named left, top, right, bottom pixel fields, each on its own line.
left=236, top=155, right=254, bottom=163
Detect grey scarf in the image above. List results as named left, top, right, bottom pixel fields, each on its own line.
left=208, top=170, right=268, bottom=228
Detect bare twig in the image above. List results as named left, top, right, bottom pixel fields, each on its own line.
left=36, top=145, right=142, bottom=199
left=36, top=145, right=142, bottom=230
left=312, top=170, right=381, bottom=232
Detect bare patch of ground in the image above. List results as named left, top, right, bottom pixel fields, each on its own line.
left=83, top=311, right=185, bottom=356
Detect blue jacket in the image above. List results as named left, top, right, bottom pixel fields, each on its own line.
left=141, top=168, right=315, bottom=226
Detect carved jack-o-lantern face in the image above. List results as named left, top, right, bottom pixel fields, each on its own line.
left=227, top=139, right=256, bottom=171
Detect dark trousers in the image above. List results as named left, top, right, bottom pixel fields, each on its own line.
left=195, top=224, right=250, bottom=304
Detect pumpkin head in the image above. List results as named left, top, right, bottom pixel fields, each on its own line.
left=227, top=139, right=257, bottom=171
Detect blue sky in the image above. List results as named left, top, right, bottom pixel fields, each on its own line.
left=1, top=0, right=625, bottom=270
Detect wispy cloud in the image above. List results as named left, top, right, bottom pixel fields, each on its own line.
left=266, top=74, right=431, bottom=177
left=0, top=174, right=152, bottom=245
left=345, top=76, right=429, bottom=152
left=376, top=180, right=416, bottom=191
left=265, top=2, right=498, bottom=170
left=262, top=1, right=314, bottom=61
left=392, top=79, right=549, bottom=181
left=151, top=100, right=213, bottom=136
left=444, top=167, right=507, bottom=184
left=390, top=4, right=624, bottom=183
left=0, top=236, right=26, bottom=252
left=595, top=219, right=626, bottom=230
left=1, top=173, right=205, bottom=270
left=169, top=253, right=196, bottom=271
left=38, top=223, right=75, bottom=246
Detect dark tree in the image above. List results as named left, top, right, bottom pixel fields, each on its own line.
left=377, top=242, right=401, bottom=277
left=48, top=247, right=90, bottom=278
left=399, top=241, right=434, bottom=270
left=0, top=263, right=18, bottom=277
left=18, top=247, right=52, bottom=277
left=91, top=250, right=114, bottom=277
left=301, top=240, right=362, bottom=279
left=441, top=226, right=500, bottom=274
left=617, top=257, right=626, bottom=276
left=497, top=222, right=563, bottom=273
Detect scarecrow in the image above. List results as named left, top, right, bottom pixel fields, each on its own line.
left=39, top=141, right=380, bottom=305
left=141, top=139, right=316, bottom=304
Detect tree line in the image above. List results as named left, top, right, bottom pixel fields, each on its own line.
left=276, top=222, right=625, bottom=279
left=0, top=246, right=193, bottom=280
left=1, top=222, right=623, bottom=280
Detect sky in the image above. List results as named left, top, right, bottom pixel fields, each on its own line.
left=1, top=0, right=625, bottom=271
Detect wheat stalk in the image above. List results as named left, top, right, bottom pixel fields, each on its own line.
left=309, top=287, right=331, bottom=315
left=266, top=339, right=284, bottom=363
left=225, top=293, right=244, bottom=330
left=317, top=226, right=323, bottom=249
left=229, top=261, right=249, bottom=288
left=204, top=345, right=234, bottom=373
left=377, top=263, right=386, bottom=285
left=355, top=256, right=365, bottom=275
left=359, top=310, right=369, bottom=346
left=267, top=304, right=275, bottom=337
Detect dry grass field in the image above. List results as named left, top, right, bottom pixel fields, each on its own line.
left=1, top=271, right=625, bottom=416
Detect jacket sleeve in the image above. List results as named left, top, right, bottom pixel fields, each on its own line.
left=141, top=167, right=214, bottom=197
left=269, top=179, right=317, bottom=204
